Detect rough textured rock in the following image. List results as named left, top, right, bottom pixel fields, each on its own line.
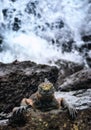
left=55, top=59, right=84, bottom=88
left=58, top=69, right=91, bottom=91
left=82, top=35, right=91, bottom=43
left=55, top=89, right=91, bottom=110
left=0, top=35, right=3, bottom=52
left=80, top=34, right=91, bottom=67
left=0, top=108, right=91, bottom=130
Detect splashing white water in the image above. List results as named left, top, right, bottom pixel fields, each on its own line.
left=0, top=0, right=90, bottom=64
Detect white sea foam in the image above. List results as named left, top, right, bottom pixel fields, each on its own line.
left=0, top=0, right=90, bottom=64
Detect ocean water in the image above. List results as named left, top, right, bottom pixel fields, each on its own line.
left=0, top=0, right=90, bottom=65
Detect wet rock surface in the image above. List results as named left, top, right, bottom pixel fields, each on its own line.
left=55, top=89, right=91, bottom=110
left=0, top=35, right=3, bottom=52
left=55, top=59, right=84, bottom=88
left=58, top=69, right=91, bottom=91
left=0, top=60, right=91, bottom=130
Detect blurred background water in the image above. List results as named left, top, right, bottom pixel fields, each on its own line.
left=0, top=0, right=91, bottom=65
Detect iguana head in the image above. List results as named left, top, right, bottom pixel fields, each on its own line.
left=38, top=79, right=55, bottom=96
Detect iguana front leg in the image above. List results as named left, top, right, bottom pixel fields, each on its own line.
left=12, top=98, right=33, bottom=116
left=60, top=98, right=77, bottom=119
